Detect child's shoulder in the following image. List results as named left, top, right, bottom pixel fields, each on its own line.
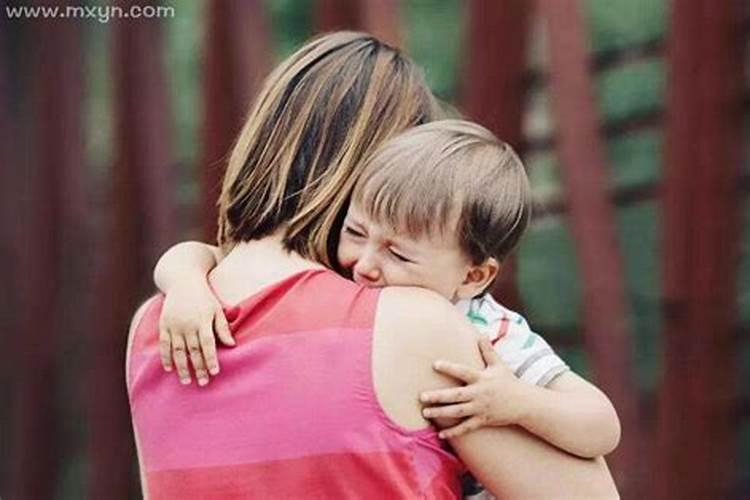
left=459, top=294, right=526, bottom=326
left=457, top=294, right=530, bottom=341
left=458, top=294, right=570, bottom=387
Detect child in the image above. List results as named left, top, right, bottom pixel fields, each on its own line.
left=154, top=121, right=620, bottom=493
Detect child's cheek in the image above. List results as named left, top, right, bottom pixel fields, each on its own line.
left=336, top=240, right=357, bottom=272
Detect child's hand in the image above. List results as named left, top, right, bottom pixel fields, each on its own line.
left=158, top=278, right=235, bottom=386
left=420, top=337, right=528, bottom=438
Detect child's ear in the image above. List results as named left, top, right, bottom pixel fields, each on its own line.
left=456, top=258, right=500, bottom=300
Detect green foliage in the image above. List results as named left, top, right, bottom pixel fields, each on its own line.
left=161, top=1, right=204, bottom=209
left=57, top=452, right=88, bottom=500
left=739, top=200, right=750, bottom=326
left=518, top=216, right=582, bottom=334
left=741, top=338, right=750, bottom=398
left=525, top=150, right=562, bottom=199
left=616, top=202, right=661, bottom=391
left=164, top=0, right=204, bottom=174
left=266, top=0, right=313, bottom=60
left=402, top=0, right=464, bottom=101
left=596, top=60, right=664, bottom=123
left=606, top=128, right=662, bottom=188
left=555, top=346, right=592, bottom=380
left=524, top=88, right=555, bottom=143
left=582, top=0, right=666, bottom=53
left=83, top=22, right=113, bottom=172
left=739, top=422, right=750, bottom=483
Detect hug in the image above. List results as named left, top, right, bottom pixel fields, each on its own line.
left=127, top=31, right=620, bottom=499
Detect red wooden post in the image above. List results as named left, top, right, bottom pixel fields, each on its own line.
left=200, top=0, right=269, bottom=242
left=7, top=15, right=84, bottom=499
left=538, top=0, right=641, bottom=495
left=656, top=1, right=744, bottom=498
left=316, top=0, right=400, bottom=46
left=0, top=20, right=11, bottom=495
left=359, top=0, right=401, bottom=47
left=315, top=0, right=361, bottom=33
left=461, top=0, right=530, bottom=312
left=90, top=7, right=174, bottom=497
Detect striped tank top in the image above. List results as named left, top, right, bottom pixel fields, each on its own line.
left=127, top=268, right=462, bottom=499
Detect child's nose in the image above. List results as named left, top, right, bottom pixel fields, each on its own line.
left=355, top=256, right=381, bottom=281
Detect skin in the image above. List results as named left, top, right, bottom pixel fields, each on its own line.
left=152, top=199, right=620, bottom=458
left=337, top=202, right=497, bottom=300
left=337, top=201, right=621, bottom=457
left=138, top=234, right=620, bottom=498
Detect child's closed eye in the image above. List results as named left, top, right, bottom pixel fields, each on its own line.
left=388, top=248, right=413, bottom=263
left=344, top=225, right=365, bottom=238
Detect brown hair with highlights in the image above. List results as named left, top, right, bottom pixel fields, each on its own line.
left=352, top=120, right=532, bottom=265
left=217, top=31, right=440, bottom=267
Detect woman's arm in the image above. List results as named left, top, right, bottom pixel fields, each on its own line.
left=374, top=288, right=620, bottom=499
left=433, top=331, right=620, bottom=498
left=451, top=425, right=618, bottom=499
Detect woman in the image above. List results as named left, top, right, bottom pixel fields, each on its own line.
left=127, top=32, right=618, bottom=499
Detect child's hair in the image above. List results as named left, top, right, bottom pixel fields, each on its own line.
left=352, top=120, right=532, bottom=265
left=217, top=31, right=441, bottom=267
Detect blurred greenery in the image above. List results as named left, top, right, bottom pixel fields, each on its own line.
left=518, top=215, right=582, bottom=334
left=616, top=202, right=661, bottom=392
left=555, top=346, right=592, bottom=380
left=596, top=59, right=664, bottom=123
left=524, top=88, right=555, bottom=142
left=607, top=128, right=662, bottom=188
left=402, top=0, right=464, bottom=101
left=84, top=21, right=112, bottom=173
left=739, top=199, right=750, bottom=326
left=266, top=0, right=313, bottom=59
left=164, top=0, right=203, bottom=169
left=525, top=150, right=562, bottom=199
left=582, top=0, right=666, bottom=53
left=739, top=420, right=750, bottom=486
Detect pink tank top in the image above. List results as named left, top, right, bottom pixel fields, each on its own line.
left=128, top=269, right=462, bottom=499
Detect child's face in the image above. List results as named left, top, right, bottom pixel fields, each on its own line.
left=337, top=202, right=476, bottom=302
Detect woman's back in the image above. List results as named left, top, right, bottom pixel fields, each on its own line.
left=128, top=268, right=462, bottom=499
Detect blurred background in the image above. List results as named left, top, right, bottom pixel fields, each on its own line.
left=0, top=0, right=747, bottom=498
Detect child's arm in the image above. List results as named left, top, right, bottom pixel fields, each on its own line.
left=421, top=338, right=621, bottom=458
left=153, top=241, right=224, bottom=293
left=153, top=241, right=234, bottom=386
left=522, top=369, right=621, bottom=457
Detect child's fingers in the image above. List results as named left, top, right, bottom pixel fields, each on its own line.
left=420, top=386, right=475, bottom=405
left=432, top=360, right=480, bottom=383
left=438, top=416, right=484, bottom=439
left=478, top=337, right=499, bottom=367
left=214, top=309, right=235, bottom=347
left=199, top=321, right=219, bottom=377
left=186, top=332, right=209, bottom=386
left=171, top=335, right=191, bottom=385
left=422, top=402, right=476, bottom=420
left=159, top=327, right=173, bottom=372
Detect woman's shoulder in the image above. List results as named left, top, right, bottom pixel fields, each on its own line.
left=371, top=287, right=484, bottom=429
left=126, top=294, right=164, bottom=391
left=376, top=287, right=473, bottom=350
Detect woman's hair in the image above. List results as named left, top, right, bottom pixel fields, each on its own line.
left=217, top=31, right=440, bottom=267
left=352, top=120, right=532, bottom=265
